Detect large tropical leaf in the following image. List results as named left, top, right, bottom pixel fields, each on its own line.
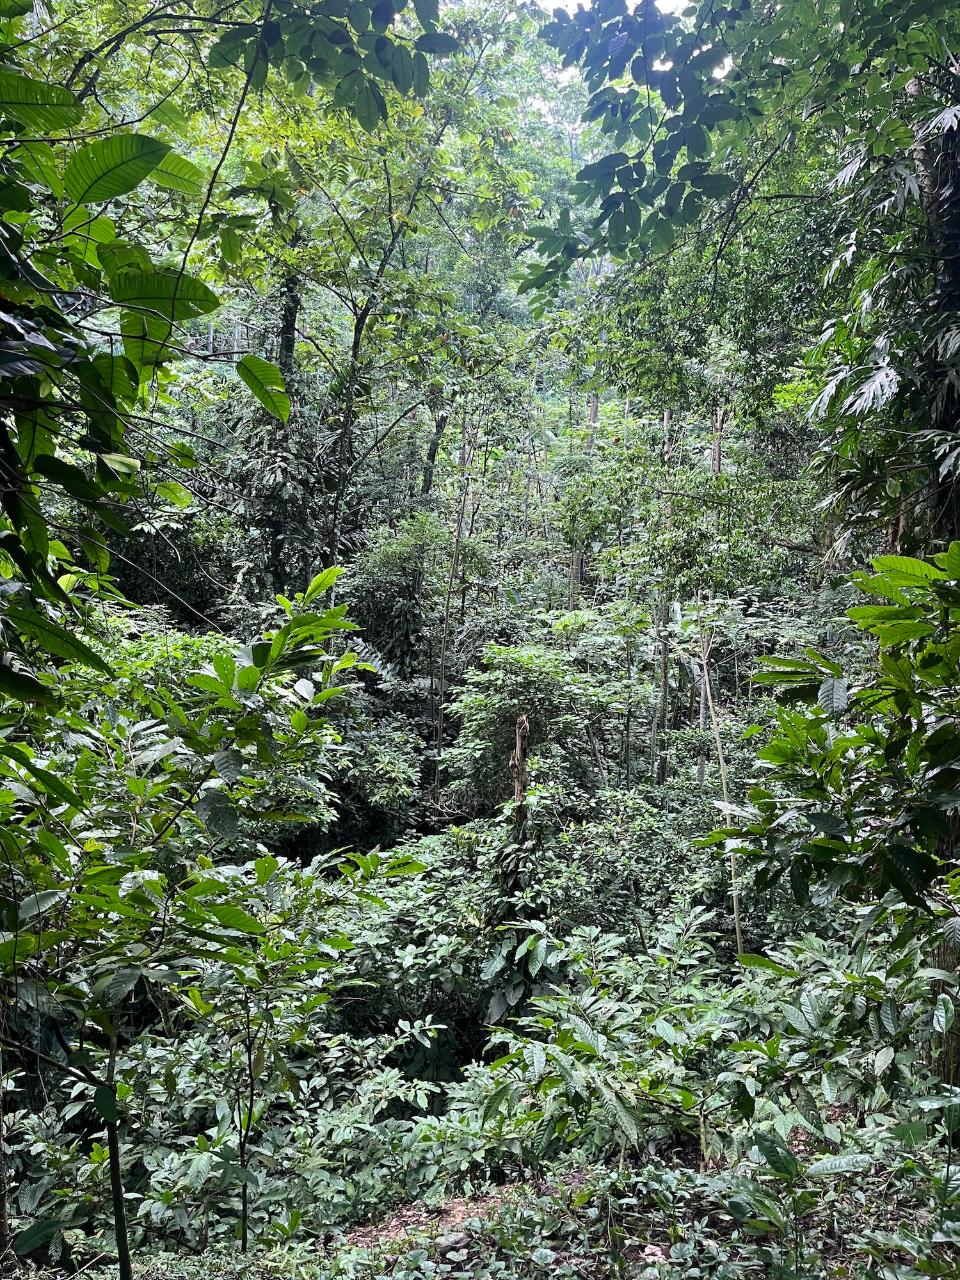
left=0, top=70, right=83, bottom=130
left=65, top=135, right=171, bottom=205
left=3, top=604, right=111, bottom=673
left=237, top=355, right=290, bottom=422
left=151, top=151, right=206, bottom=195
left=111, top=269, right=219, bottom=320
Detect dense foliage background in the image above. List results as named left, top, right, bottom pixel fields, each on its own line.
left=1, top=1, right=960, bottom=1277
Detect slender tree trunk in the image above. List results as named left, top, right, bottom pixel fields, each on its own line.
left=700, top=635, right=744, bottom=955
left=510, top=713, right=530, bottom=852
left=277, top=269, right=301, bottom=382
left=657, top=626, right=670, bottom=786
left=106, top=1033, right=133, bottom=1280
left=697, top=662, right=709, bottom=790
left=0, top=1045, right=12, bottom=1270
left=434, top=419, right=473, bottom=796
left=420, top=412, right=448, bottom=497
left=914, top=84, right=960, bottom=542
left=623, top=635, right=633, bottom=788
left=711, top=407, right=724, bottom=475
left=661, top=407, right=673, bottom=465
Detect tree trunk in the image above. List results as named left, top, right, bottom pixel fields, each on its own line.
left=106, top=1034, right=133, bottom=1280
left=420, top=412, right=448, bottom=497
left=510, top=713, right=530, bottom=852
left=915, top=88, right=960, bottom=543
left=0, top=1046, right=12, bottom=1270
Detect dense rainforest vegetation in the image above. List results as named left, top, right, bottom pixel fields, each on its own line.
left=2, top=0, right=960, bottom=1276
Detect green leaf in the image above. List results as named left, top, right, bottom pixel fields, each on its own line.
left=111, top=269, right=219, bottom=320
left=755, top=1135, right=801, bottom=1180
left=205, top=902, right=265, bottom=934
left=303, top=566, right=342, bottom=602
left=738, top=953, right=798, bottom=977
left=220, top=226, right=242, bottom=264
left=689, top=172, right=737, bottom=198
left=577, top=153, right=629, bottom=184
left=65, top=135, right=171, bottom=205
left=237, top=355, right=290, bottom=422
left=11, top=141, right=63, bottom=198
left=871, top=554, right=943, bottom=581
left=17, top=889, right=65, bottom=920
left=349, top=0, right=370, bottom=31
left=13, top=1218, right=63, bottom=1256
left=414, top=31, right=458, bottom=55
left=31, top=454, right=101, bottom=503
left=0, top=70, right=83, bottom=131
left=3, top=605, right=111, bottom=673
left=817, top=675, right=848, bottom=716
left=413, top=0, right=439, bottom=24
left=806, top=1153, right=871, bottom=1177
left=874, top=1045, right=895, bottom=1076
left=391, top=44, right=414, bottom=95
left=195, top=790, right=240, bottom=838
left=0, top=663, right=56, bottom=704
left=352, top=75, right=388, bottom=132
left=412, top=50, right=429, bottom=97
left=597, top=1083, right=639, bottom=1145
left=1, top=744, right=83, bottom=806
left=934, top=993, right=955, bottom=1035
left=93, top=1084, right=118, bottom=1123
left=151, top=151, right=206, bottom=195
left=255, top=855, right=279, bottom=884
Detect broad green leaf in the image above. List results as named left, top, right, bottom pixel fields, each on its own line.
left=817, top=675, right=848, bottom=716
left=871, top=554, right=943, bottom=580
left=0, top=663, right=56, bottom=704
left=65, top=135, right=171, bottom=205
left=151, top=151, right=206, bottom=195
left=349, top=0, right=370, bottom=31
left=220, top=226, right=242, bottom=264
left=414, top=31, right=459, bottom=55
left=3, top=604, right=111, bottom=673
left=873, top=1045, right=895, bottom=1076
left=195, top=789, right=240, bottom=837
left=1, top=743, right=83, bottom=806
left=205, top=902, right=265, bottom=934
left=737, top=953, right=798, bottom=977
left=934, top=993, right=955, bottom=1034
left=690, top=172, right=737, bottom=198
left=13, top=1218, right=63, bottom=1256
left=413, top=0, right=439, bottom=25
left=93, top=1084, right=118, bottom=1122
left=17, top=889, right=65, bottom=920
left=96, top=240, right=153, bottom=280
left=255, top=855, right=279, bottom=884
left=347, top=75, right=387, bottom=132
left=755, top=1135, right=801, bottom=1180
left=391, top=44, right=414, bottom=94
left=31, top=453, right=101, bottom=502
left=806, top=1153, right=871, bottom=1177
left=10, top=141, right=63, bottom=198
left=0, top=70, right=83, bottom=130
left=237, top=355, right=290, bottom=422
left=412, top=50, right=429, bottom=97
left=111, top=269, right=219, bottom=320
left=303, top=567, right=342, bottom=601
